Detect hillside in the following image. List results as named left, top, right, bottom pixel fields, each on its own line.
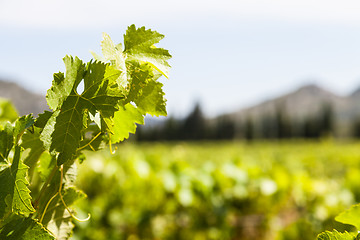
left=226, top=84, right=359, bottom=137
left=0, top=80, right=48, bottom=116
left=231, top=84, right=343, bottom=120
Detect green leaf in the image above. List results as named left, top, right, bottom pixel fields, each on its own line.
left=0, top=123, right=14, bottom=163
left=134, top=78, right=167, bottom=116
left=92, top=26, right=170, bottom=120
left=22, top=127, right=45, bottom=167
left=0, top=216, right=54, bottom=240
left=42, top=57, right=123, bottom=165
left=124, top=25, right=171, bottom=78
left=36, top=154, right=56, bottom=182
left=126, top=62, right=154, bottom=103
left=111, top=103, right=144, bottom=143
left=96, top=33, right=127, bottom=89
left=34, top=111, right=53, bottom=129
left=14, top=115, right=34, bottom=135
left=82, top=60, right=123, bottom=131
left=50, top=94, right=86, bottom=165
left=21, top=127, right=45, bottom=179
left=14, top=115, right=34, bottom=143
left=126, top=63, right=167, bottom=116
left=0, top=146, right=35, bottom=218
left=46, top=57, right=85, bottom=110
left=336, top=204, right=360, bottom=230
left=40, top=111, right=59, bottom=153
left=317, top=230, right=356, bottom=240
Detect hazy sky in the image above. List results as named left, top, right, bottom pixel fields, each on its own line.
left=2, top=1, right=360, bottom=117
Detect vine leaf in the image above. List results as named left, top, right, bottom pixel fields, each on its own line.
left=0, top=146, right=35, bottom=219
left=317, top=230, right=356, bottom=240
left=133, top=76, right=166, bottom=116
left=124, top=25, right=171, bottom=78
left=13, top=115, right=34, bottom=141
left=91, top=25, right=171, bottom=143
left=111, top=103, right=144, bottom=143
left=0, top=216, right=55, bottom=240
left=126, top=63, right=167, bottom=116
left=35, top=111, right=54, bottom=129
left=39, top=111, right=58, bottom=154
left=21, top=127, right=45, bottom=171
left=46, top=57, right=84, bottom=111
left=37, top=154, right=55, bottom=183
left=335, top=204, right=360, bottom=230
left=43, top=56, right=123, bottom=165
left=0, top=123, right=13, bottom=163
left=95, top=33, right=127, bottom=89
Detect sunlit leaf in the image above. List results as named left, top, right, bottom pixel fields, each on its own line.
left=336, top=204, right=360, bottom=230
left=0, top=146, right=35, bottom=218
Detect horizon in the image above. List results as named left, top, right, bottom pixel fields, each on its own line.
left=1, top=78, right=358, bottom=119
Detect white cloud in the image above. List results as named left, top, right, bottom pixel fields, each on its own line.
left=2, top=0, right=360, bottom=29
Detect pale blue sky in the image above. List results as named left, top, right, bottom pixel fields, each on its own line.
left=2, top=1, right=360, bottom=117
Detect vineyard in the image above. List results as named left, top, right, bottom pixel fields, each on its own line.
left=73, top=140, right=360, bottom=240
left=1, top=24, right=360, bottom=240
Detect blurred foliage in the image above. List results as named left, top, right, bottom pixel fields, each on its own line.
left=73, top=140, right=360, bottom=240
left=0, top=97, right=18, bottom=123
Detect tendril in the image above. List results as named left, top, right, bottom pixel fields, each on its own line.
left=58, top=166, right=91, bottom=222
left=109, top=133, right=115, bottom=154
left=77, top=131, right=102, bottom=152
left=40, top=192, right=58, bottom=223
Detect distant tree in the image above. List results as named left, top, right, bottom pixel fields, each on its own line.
left=182, top=102, right=206, bottom=140
left=304, top=116, right=320, bottom=138
left=244, top=116, right=254, bottom=140
left=163, top=116, right=180, bottom=140
left=275, top=103, right=292, bottom=138
left=302, top=102, right=334, bottom=139
left=215, top=115, right=235, bottom=139
left=319, top=102, right=334, bottom=136
left=352, top=117, right=360, bottom=138
left=260, top=114, right=277, bottom=139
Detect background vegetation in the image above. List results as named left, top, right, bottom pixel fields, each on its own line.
left=73, top=140, right=360, bottom=240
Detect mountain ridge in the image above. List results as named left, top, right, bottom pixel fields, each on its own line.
left=0, top=80, right=48, bottom=116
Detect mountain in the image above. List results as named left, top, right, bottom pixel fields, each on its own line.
left=231, top=84, right=343, bottom=120
left=0, top=80, right=48, bottom=116
left=224, top=84, right=360, bottom=137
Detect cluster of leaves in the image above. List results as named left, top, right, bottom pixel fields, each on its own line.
left=0, top=25, right=171, bottom=239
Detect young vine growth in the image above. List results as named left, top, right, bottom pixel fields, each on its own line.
left=0, top=24, right=171, bottom=239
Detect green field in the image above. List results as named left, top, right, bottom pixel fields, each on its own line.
left=73, top=140, right=360, bottom=240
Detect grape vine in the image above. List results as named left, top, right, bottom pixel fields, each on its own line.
left=0, top=25, right=171, bottom=239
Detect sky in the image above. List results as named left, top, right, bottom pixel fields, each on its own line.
left=2, top=1, right=360, bottom=117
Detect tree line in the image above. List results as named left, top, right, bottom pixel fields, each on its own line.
left=135, top=102, right=360, bottom=141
